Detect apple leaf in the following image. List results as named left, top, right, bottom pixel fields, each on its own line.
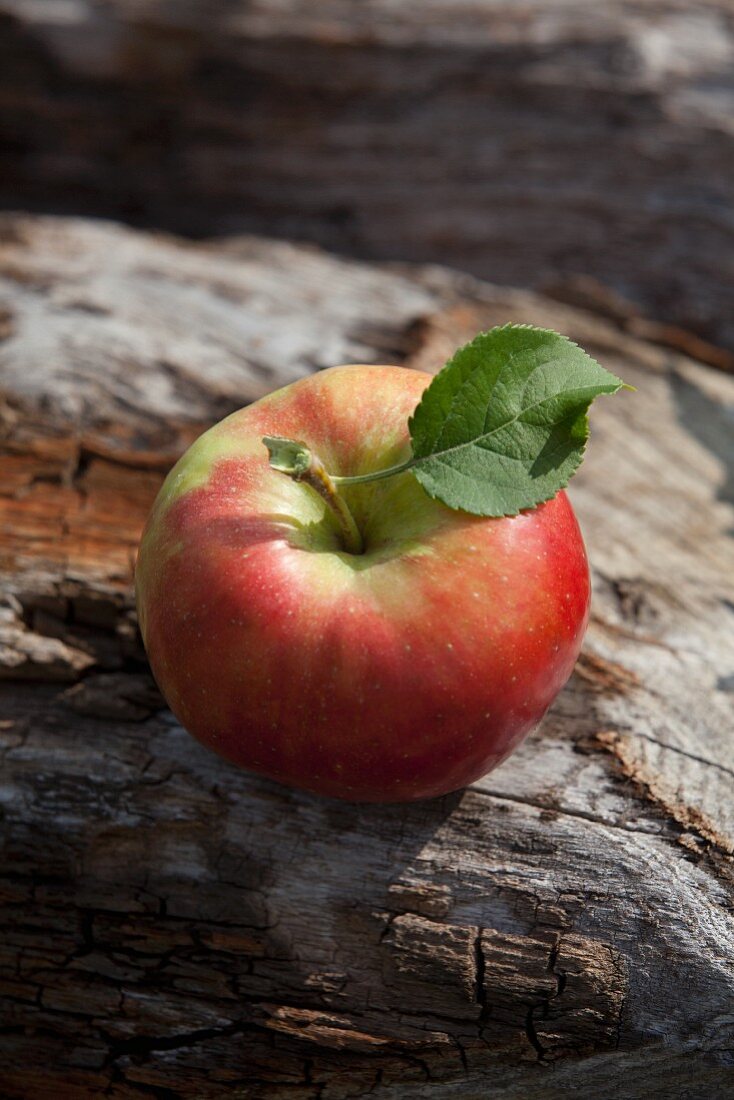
left=408, top=324, right=627, bottom=516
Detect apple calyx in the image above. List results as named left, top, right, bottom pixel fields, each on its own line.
left=263, top=435, right=365, bottom=555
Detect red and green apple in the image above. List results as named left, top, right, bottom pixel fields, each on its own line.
left=135, top=327, right=625, bottom=801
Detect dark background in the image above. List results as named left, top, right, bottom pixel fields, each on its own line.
left=1, top=0, right=733, bottom=347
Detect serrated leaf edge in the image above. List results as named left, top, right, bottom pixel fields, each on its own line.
left=406, top=323, right=625, bottom=517
left=412, top=436, right=589, bottom=518
left=408, top=322, right=621, bottom=446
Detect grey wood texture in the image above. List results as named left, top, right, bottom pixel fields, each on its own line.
left=0, top=215, right=732, bottom=1097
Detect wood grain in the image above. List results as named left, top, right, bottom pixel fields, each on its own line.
left=1, top=215, right=733, bottom=1097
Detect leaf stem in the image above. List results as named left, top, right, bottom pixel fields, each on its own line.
left=331, top=458, right=415, bottom=486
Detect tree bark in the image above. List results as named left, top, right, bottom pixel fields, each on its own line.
left=1, top=214, right=733, bottom=1098
left=1, top=1, right=734, bottom=347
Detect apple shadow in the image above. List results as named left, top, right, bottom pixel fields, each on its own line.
left=105, top=713, right=491, bottom=1069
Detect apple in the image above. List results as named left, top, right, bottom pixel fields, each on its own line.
left=135, top=364, right=590, bottom=802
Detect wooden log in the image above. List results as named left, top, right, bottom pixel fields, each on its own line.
left=1, top=2, right=734, bottom=347
left=0, top=214, right=733, bottom=1097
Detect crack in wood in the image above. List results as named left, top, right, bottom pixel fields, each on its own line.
left=626, top=733, right=734, bottom=782
left=473, top=929, right=490, bottom=1031
left=469, top=786, right=666, bottom=841
left=594, top=731, right=734, bottom=858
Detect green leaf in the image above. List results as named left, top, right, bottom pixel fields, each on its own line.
left=408, top=324, right=627, bottom=517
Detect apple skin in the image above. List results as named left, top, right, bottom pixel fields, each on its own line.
left=135, top=365, right=590, bottom=802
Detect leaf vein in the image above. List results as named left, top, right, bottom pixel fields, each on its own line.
left=417, top=383, right=615, bottom=466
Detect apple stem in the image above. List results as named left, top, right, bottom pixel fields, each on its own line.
left=263, top=436, right=365, bottom=554
left=302, top=454, right=365, bottom=555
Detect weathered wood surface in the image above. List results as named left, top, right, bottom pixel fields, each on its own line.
left=2, top=1, right=734, bottom=348
left=1, top=214, right=733, bottom=1098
